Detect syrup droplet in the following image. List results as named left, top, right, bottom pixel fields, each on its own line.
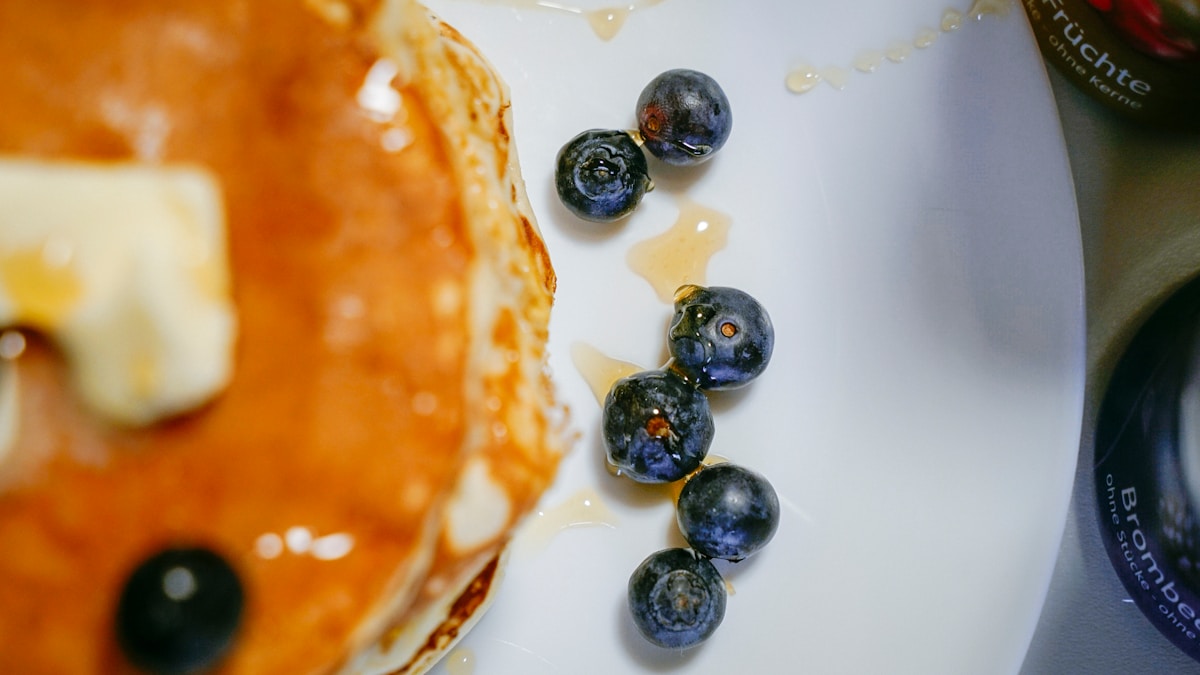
left=914, top=27, right=939, bottom=49
left=941, top=8, right=964, bottom=32
left=704, top=453, right=730, bottom=467
left=445, top=647, right=476, bottom=675
left=626, top=197, right=731, bottom=304
left=852, top=50, right=884, bottom=74
left=967, top=0, right=1010, bottom=19
left=667, top=453, right=730, bottom=502
left=784, top=64, right=822, bottom=93
left=513, top=487, right=619, bottom=557
left=885, top=40, right=913, bottom=63
left=571, top=342, right=645, bottom=406
left=818, top=66, right=850, bottom=90
left=784, top=3, right=1011, bottom=94
left=462, top=0, right=666, bottom=41
left=585, top=7, right=631, bottom=40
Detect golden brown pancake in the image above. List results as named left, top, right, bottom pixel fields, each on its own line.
left=0, top=0, right=564, bottom=673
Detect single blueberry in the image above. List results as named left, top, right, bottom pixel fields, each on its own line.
left=627, top=547, right=727, bottom=649
left=115, top=546, right=244, bottom=675
left=603, top=369, right=714, bottom=483
left=668, top=284, right=774, bottom=390
left=555, top=129, right=652, bottom=222
left=677, top=463, right=781, bottom=561
left=636, top=69, right=732, bottom=166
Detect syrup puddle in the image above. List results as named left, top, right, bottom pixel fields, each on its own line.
left=627, top=197, right=731, bottom=304
left=444, top=647, right=475, bottom=675
left=460, top=0, right=666, bottom=40
left=785, top=1, right=1010, bottom=94
left=513, top=487, right=619, bottom=557
left=664, top=452, right=729, bottom=502
left=570, top=342, right=644, bottom=405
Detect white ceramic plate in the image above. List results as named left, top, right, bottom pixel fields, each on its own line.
left=420, top=1, right=1084, bottom=673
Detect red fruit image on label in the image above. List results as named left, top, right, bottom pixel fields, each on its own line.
left=1087, top=0, right=1200, bottom=61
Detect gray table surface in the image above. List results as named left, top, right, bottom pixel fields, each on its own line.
left=1020, top=68, right=1200, bottom=674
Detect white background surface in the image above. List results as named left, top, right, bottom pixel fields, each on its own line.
left=421, top=1, right=1086, bottom=673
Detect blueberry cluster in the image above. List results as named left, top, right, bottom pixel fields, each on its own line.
left=604, top=285, right=775, bottom=483
left=555, top=69, right=733, bottom=223
left=603, top=285, right=781, bottom=650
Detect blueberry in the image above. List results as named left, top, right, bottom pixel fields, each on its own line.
left=668, top=285, right=774, bottom=390
left=115, top=546, right=244, bottom=675
left=603, top=369, right=714, bottom=483
left=627, top=547, right=726, bottom=649
left=636, top=69, right=732, bottom=166
left=677, top=463, right=781, bottom=562
left=555, top=129, right=652, bottom=222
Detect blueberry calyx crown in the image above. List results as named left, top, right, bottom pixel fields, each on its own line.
left=668, top=284, right=774, bottom=390
left=554, top=129, right=652, bottom=223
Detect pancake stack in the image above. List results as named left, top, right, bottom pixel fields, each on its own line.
left=0, top=0, right=565, bottom=672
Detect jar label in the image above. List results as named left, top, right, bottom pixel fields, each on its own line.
left=1022, top=0, right=1200, bottom=128
left=1096, top=276, right=1200, bottom=662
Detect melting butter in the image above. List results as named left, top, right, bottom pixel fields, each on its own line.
left=0, top=245, right=82, bottom=327
left=0, top=158, right=236, bottom=426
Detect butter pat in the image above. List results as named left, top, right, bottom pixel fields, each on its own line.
left=0, top=158, right=236, bottom=426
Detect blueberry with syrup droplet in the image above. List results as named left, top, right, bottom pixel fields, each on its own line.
left=636, top=69, right=732, bottom=166
left=603, top=369, right=714, bottom=483
left=115, top=546, right=244, bottom=675
left=555, top=128, right=652, bottom=222
left=668, top=284, right=774, bottom=390
left=627, top=547, right=727, bottom=649
left=677, top=463, right=781, bottom=562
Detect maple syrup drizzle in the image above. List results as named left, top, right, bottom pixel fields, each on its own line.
left=445, top=647, right=476, bottom=675
left=852, top=49, right=885, bottom=74
left=785, top=2, right=1009, bottom=94
left=570, top=342, right=645, bottom=405
left=513, top=486, right=619, bottom=557
left=664, top=452, right=730, bottom=502
left=785, top=65, right=821, bottom=94
left=463, top=0, right=667, bottom=41
left=626, top=197, right=731, bottom=304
